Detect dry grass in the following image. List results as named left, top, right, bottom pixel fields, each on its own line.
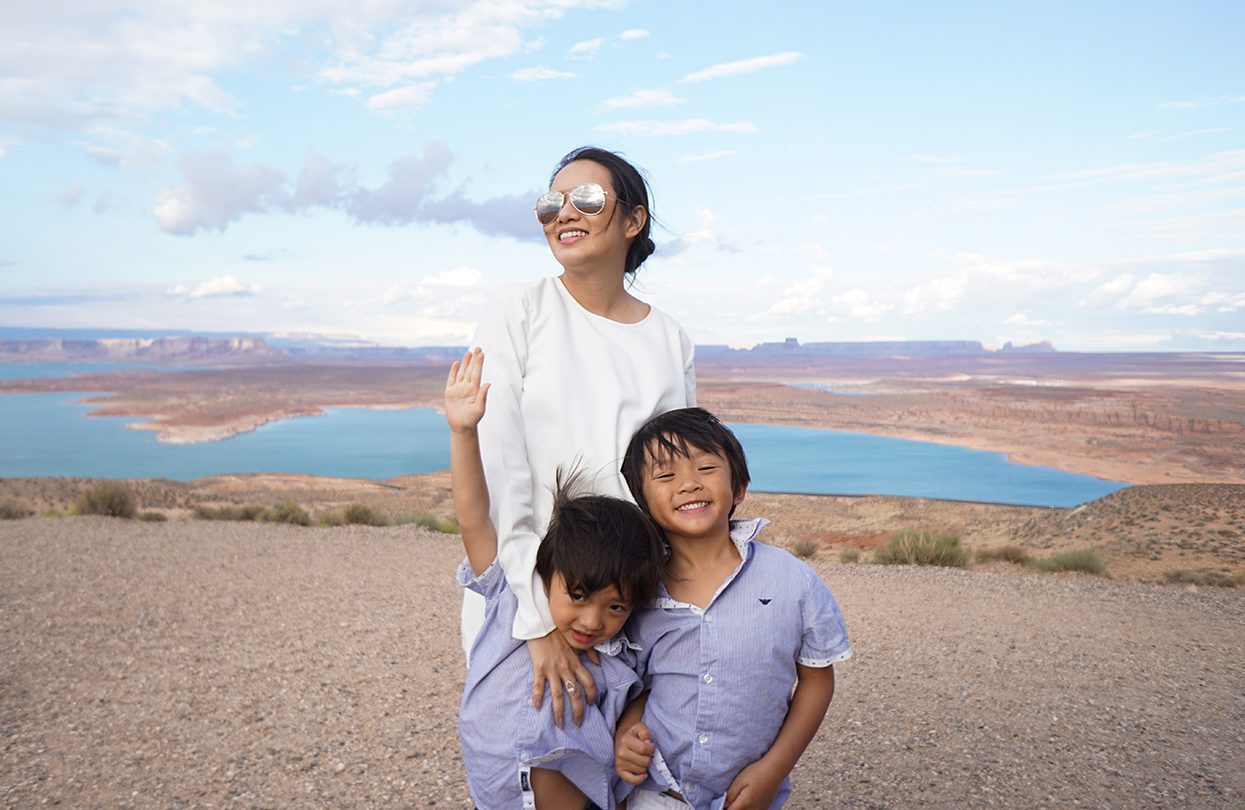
left=1030, top=549, right=1109, bottom=576
left=873, top=530, right=970, bottom=567
left=977, top=544, right=1032, bottom=565
left=72, top=481, right=137, bottom=519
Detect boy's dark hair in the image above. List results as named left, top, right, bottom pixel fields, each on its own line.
left=535, top=482, right=666, bottom=607
left=551, top=146, right=655, bottom=277
left=621, top=407, right=751, bottom=518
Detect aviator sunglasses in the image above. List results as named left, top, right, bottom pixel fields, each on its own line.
left=534, top=183, right=628, bottom=224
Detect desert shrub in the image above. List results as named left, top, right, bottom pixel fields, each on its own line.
left=343, top=503, right=389, bottom=527
left=976, top=545, right=1032, bottom=565
left=193, top=504, right=265, bottom=521
left=873, top=530, right=969, bottom=567
left=792, top=539, right=818, bottom=559
left=1029, top=549, right=1108, bottom=576
left=74, top=481, right=138, bottom=519
left=396, top=512, right=459, bottom=533
left=0, top=500, right=34, bottom=520
left=268, top=500, right=312, bottom=526
left=138, top=511, right=168, bottom=522
left=840, top=548, right=861, bottom=564
left=317, top=511, right=345, bottom=528
left=1162, top=569, right=1238, bottom=588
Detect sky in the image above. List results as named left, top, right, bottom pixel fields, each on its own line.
left=1, top=0, right=1244, bottom=352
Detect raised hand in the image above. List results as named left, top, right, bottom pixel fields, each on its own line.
left=444, top=348, right=490, bottom=433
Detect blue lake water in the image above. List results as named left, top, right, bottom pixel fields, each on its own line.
left=0, top=364, right=1126, bottom=506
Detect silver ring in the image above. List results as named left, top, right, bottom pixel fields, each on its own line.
left=564, top=680, right=576, bottom=693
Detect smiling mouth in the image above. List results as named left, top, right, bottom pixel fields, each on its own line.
left=676, top=501, right=709, bottom=512
left=570, top=629, right=596, bottom=645
left=559, top=230, right=587, bottom=242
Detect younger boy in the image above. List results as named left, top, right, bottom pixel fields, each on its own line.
left=447, top=348, right=667, bottom=809
left=615, top=407, right=851, bottom=810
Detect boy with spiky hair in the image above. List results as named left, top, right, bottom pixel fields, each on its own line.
left=447, top=348, right=667, bottom=809
left=615, top=407, right=851, bottom=810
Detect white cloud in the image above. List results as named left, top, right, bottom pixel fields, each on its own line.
left=678, top=51, right=802, bottom=84
left=366, top=83, right=436, bottom=112
left=658, top=208, right=742, bottom=258
left=1197, top=330, right=1245, bottom=341
left=1004, top=313, right=1052, bottom=327
left=168, top=275, right=262, bottom=300
left=601, top=88, right=684, bottom=110
left=511, top=66, right=577, bottom=82
left=568, top=37, right=605, bottom=57
left=81, top=126, right=173, bottom=170
left=831, top=289, right=891, bottom=320
left=0, top=2, right=624, bottom=128
left=422, top=267, right=483, bottom=286
left=945, top=251, right=1099, bottom=292
left=618, top=28, right=650, bottom=40
left=154, top=152, right=287, bottom=235
left=594, top=118, right=758, bottom=136
left=902, top=272, right=968, bottom=315
left=678, top=150, right=735, bottom=164
left=753, top=268, right=835, bottom=320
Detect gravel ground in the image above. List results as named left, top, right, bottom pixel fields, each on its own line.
left=2, top=517, right=1242, bottom=808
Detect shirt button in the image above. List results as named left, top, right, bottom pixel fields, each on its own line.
left=698, top=733, right=709, bottom=746
left=704, top=615, right=714, bottom=623
left=703, top=672, right=713, bottom=684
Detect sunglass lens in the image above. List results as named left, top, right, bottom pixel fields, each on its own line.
left=535, top=191, right=563, bottom=224
left=569, top=183, right=606, bottom=215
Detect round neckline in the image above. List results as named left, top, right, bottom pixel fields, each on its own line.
left=554, top=275, right=653, bottom=326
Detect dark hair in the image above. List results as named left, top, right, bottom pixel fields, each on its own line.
left=621, top=407, right=751, bottom=518
left=535, top=487, right=666, bottom=607
left=551, top=146, right=655, bottom=276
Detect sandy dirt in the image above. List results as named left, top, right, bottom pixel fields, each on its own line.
left=2, top=515, right=1243, bottom=809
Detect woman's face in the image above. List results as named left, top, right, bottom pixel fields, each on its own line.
left=542, top=160, right=644, bottom=274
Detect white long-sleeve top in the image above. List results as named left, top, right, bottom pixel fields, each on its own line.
left=471, top=276, right=696, bottom=640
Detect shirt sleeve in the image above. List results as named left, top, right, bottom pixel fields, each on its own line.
left=455, top=556, right=507, bottom=601
left=472, top=287, right=556, bottom=640
left=797, top=565, right=852, bottom=667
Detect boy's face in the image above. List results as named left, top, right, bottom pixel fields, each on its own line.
left=640, top=440, right=744, bottom=544
left=548, top=573, right=634, bottom=651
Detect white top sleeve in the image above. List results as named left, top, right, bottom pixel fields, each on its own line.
left=471, top=277, right=696, bottom=641
left=471, top=287, right=555, bottom=638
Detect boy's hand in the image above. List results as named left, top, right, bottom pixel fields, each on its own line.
left=444, top=348, right=490, bottom=433
left=614, top=722, right=655, bottom=785
left=724, top=758, right=783, bottom=810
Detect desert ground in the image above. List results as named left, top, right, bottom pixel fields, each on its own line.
left=3, top=351, right=1244, bottom=807
left=2, top=508, right=1242, bottom=808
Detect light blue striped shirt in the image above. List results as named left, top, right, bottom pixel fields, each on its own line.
left=626, top=519, right=852, bottom=810
left=457, top=558, right=644, bottom=809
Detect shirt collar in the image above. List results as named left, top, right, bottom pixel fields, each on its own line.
left=729, top=517, right=769, bottom=557
left=594, top=634, right=642, bottom=657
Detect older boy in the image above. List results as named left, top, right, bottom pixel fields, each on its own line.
left=615, top=408, right=851, bottom=810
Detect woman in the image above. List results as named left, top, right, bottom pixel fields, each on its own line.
left=464, top=146, right=695, bottom=727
